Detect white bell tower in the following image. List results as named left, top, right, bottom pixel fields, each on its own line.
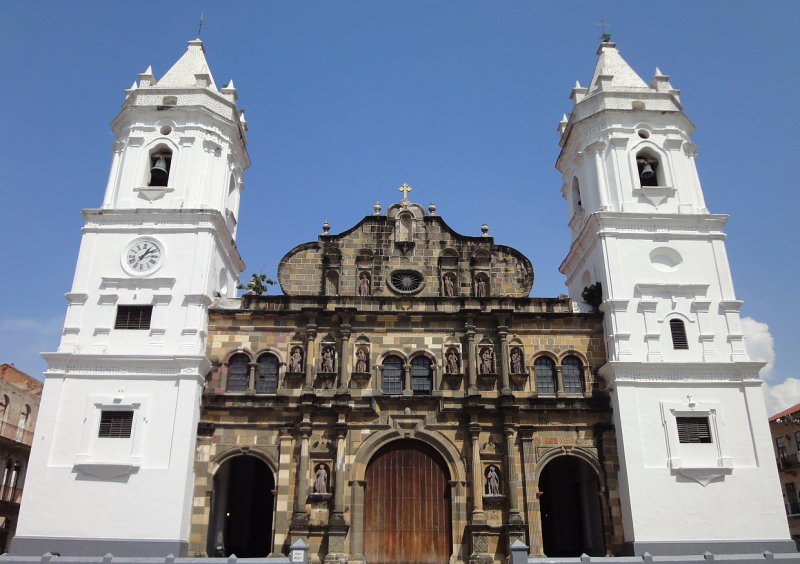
left=558, top=41, right=794, bottom=555
left=14, top=39, right=247, bottom=556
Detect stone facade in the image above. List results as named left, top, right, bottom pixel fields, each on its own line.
left=191, top=198, right=624, bottom=562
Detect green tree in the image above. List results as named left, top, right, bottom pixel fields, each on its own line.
left=237, top=273, right=275, bottom=295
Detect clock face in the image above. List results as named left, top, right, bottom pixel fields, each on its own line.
left=125, top=239, right=163, bottom=274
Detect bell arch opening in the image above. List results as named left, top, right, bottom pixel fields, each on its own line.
left=207, top=455, right=275, bottom=557
left=539, top=455, right=604, bottom=557
left=364, top=439, right=452, bottom=564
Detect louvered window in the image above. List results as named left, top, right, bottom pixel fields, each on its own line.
left=534, top=357, right=556, bottom=395
left=98, top=411, right=133, bottom=438
left=676, top=417, right=711, bottom=443
left=226, top=354, right=250, bottom=392
left=382, top=356, right=403, bottom=395
left=562, top=355, right=585, bottom=395
left=411, top=356, right=433, bottom=394
left=256, top=354, right=279, bottom=394
left=670, top=319, right=689, bottom=349
left=114, top=305, right=152, bottom=330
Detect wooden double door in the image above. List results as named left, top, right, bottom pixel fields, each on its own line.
left=364, top=440, right=452, bottom=564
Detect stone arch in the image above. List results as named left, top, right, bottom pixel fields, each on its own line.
left=206, top=449, right=277, bottom=558
left=536, top=451, right=605, bottom=557
left=631, top=141, right=669, bottom=188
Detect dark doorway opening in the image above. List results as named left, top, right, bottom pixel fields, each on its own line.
left=539, top=456, right=604, bottom=557
left=208, top=456, right=275, bottom=557
left=364, top=439, right=452, bottom=564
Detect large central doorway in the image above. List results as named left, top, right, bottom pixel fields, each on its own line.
left=364, top=440, right=452, bottom=564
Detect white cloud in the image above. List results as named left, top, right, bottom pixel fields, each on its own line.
left=741, top=316, right=775, bottom=381
left=764, top=378, right=800, bottom=417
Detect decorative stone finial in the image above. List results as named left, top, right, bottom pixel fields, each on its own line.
left=481, top=224, right=489, bottom=237
left=373, top=202, right=382, bottom=215
left=428, top=202, right=437, bottom=215
left=321, top=220, right=330, bottom=236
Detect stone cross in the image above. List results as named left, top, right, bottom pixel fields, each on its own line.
left=398, top=183, right=412, bottom=200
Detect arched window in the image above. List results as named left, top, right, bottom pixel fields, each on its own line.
left=382, top=355, right=404, bottom=396
left=411, top=356, right=433, bottom=395
left=255, top=353, right=279, bottom=394
left=571, top=177, right=583, bottom=212
left=226, top=353, right=250, bottom=392
left=534, top=357, right=556, bottom=395
left=670, top=319, right=689, bottom=349
left=148, top=147, right=172, bottom=187
left=562, top=356, right=585, bottom=395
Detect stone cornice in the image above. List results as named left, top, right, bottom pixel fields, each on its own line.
left=598, top=361, right=765, bottom=384
left=41, top=352, right=211, bottom=379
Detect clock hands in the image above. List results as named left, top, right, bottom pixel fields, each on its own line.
left=137, top=247, right=157, bottom=262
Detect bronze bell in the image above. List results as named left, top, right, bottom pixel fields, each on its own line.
left=637, top=158, right=655, bottom=181
left=149, top=156, right=169, bottom=186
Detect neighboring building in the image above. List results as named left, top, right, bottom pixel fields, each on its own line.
left=11, top=37, right=796, bottom=561
left=0, top=364, right=42, bottom=553
left=769, top=403, right=800, bottom=548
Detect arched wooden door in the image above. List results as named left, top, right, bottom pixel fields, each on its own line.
left=364, top=440, right=452, bottom=564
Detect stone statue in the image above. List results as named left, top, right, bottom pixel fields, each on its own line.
left=479, top=347, right=494, bottom=374
left=510, top=347, right=523, bottom=374
left=322, top=347, right=335, bottom=373
left=446, top=349, right=460, bottom=374
left=486, top=465, right=500, bottom=495
left=358, top=273, right=371, bottom=296
left=443, top=274, right=455, bottom=297
left=314, top=464, right=328, bottom=494
left=290, top=347, right=303, bottom=373
left=476, top=276, right=487, bottom=297
left=355, top=347, right=368, bottom=373
left=397, top=213, right=413, bottom=242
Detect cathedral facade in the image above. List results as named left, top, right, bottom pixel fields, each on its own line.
left=11, top=38, right=795, bottom=561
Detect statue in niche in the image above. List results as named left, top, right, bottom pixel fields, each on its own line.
left=486, top=465, right=501, bottom=495
left=290, top=347, right=303, bottom=372
left=476, top=275, right=488, bottom=297
left=446, top=348, right=460, bottom=374
left=479, top=347, right=494, bottom=375
left=510, top=347, right=524, bottom=374
left=358, top=273, right=371, bottom=296
left=313, top=463, right=329, bottom=494
left=355, top=347, right=369, bottom=373
left=326, top=271, right=339, bottom=296
left=443, top=274, right=455, bottom=297
left=396, top=213, right=413, bottom=242
left=321, top=346, right=335, bottom=373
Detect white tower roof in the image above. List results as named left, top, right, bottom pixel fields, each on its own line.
left=587, top=41, right=648, bottom=93
left=157, top=38, right=217, bottom=90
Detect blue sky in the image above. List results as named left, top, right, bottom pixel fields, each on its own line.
left=1, top=2, right=798, bottom=413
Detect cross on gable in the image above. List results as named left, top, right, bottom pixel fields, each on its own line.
left=398, top=183, right=412, bottom=200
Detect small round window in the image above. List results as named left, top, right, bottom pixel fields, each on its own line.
left=389, top=270, right=425, bottom=294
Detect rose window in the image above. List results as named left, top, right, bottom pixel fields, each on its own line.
left=389, top=270, right=425, bottom=294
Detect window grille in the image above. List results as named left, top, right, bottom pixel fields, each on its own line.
left=114, top=305, right=152, bottom=330
left=676, top=416, right=711, bottom=443
left=534, top=357, right=556, bottom=395
left=670, top=319, right=689, bottom=349
left=562, top=355, right=585, bottom=394
left=382, top=356, right=403, bottom=395
left=256, top=354, right=279, bottom=394
left=227, top=354, right=250, bottom=392
left=411, top=356, right=433, bottom=394
left=98, top=411, right=133, bottom=438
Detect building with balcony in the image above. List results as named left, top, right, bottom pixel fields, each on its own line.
left=769, top=403, right=800, bottom=548
left=0, top=364, right=42, bottom=553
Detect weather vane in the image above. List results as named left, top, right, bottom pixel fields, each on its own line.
left=596, top=19, right=611, bottom=42
left=198, top=12, right=204, bottom=38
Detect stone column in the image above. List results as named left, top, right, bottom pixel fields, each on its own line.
left=326, top=418, right=349, bottom=563
left=469, top=423, right=486, bottom=523
left=504, top=424, right=523, bottom=526
left=291, top=422, right=312, bottom=529
left=246, top=361, right=256, bottom=395
left=402, top=363, right=413, bottom=396
left=304, top=322, right=318, bottom=392
left=497, top=324, right=511, bottom=395
left=349, top=480, right=367, bottom=562
left=338, top=321, right=352, bottom=391
left=465, top=321, right=478, bottom=395
left=272, top=430, right=294, bottom=555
